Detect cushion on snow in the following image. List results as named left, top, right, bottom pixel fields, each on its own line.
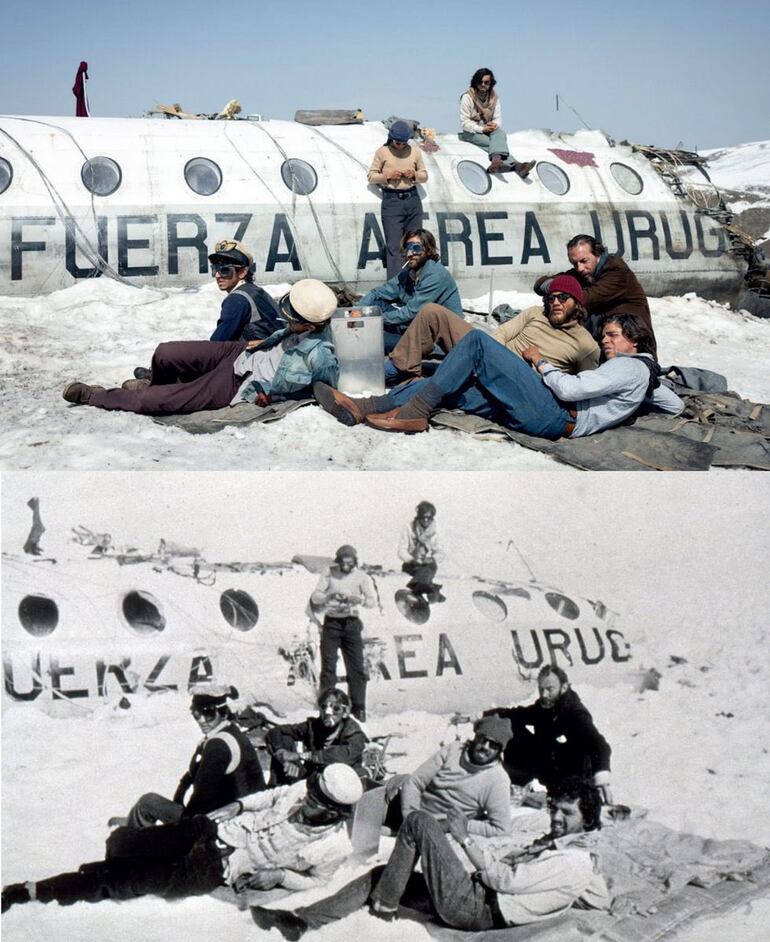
left=151, top=398, right=313, bottom=434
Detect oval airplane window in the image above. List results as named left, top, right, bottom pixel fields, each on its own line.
left=0, top=157, right=13, bottom=194
left=184, top=157, right=222, bottom=196
left=544, top=592, right=580, bottom=620
left=121, top=589, right=166, bottom=636
left=18, top=594, right=59, bottom=637
left=81, top=156, right=122, bottom=196
left=536, top=161, right=570, bottom=196
left=610, top=162, right=643, bottom=195
left=472, top=590, right=507, bottom=622
left=281, top=158, right=317, bottom=196
left=220, top=589, right=259, bottom=631
left=457, top=160, right=491, bottom=196
left=394, top=589, right=430, bottom=626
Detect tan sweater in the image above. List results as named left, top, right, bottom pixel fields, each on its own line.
left=492, top=306, right=599, bottom=374
left=368, top=143, right=428, bottom=191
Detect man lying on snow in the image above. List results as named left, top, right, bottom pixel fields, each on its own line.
left=61, top=279, right=338, bottom=415
left=251, top=776, right=610, bottom=938
left=110, top=683, right=266, bottom=829
left=1, top=763, right=363, bottom=913
left=381, top=715, right=513, bottom=837
left=314, top=313, right=683, bottom=437
left=265, top=687, right=369, bottom=786
left=380, top=274, right=599, bottom=388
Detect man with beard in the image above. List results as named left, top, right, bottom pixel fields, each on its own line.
left=535, top=234, right=656, bottom=354
left=356, top=228, right=462, bottom=353
left=483, top=665, right=613, bottom=802
left=382, top=715, right=513, bottom=836
left=252, top=776, right=609, bottom=937
left=314, top=313, right=682, bottom=437
left=265, top=688, right=368, bottom=785
left=315, top=275, right=598, bottom=424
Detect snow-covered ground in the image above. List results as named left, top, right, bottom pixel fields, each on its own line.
left=2, top=474, right=769, bottom=941
left=0, top=278, right=768, bottom=472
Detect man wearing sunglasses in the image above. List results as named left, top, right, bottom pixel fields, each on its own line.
left=3, top=764, right=363, bottom=912
left=63, top=279, right=339, bottom=414
left=535, top=234, right=656, bottom=355
left=325, top=312, right=682, bottom=437
left=382, top=715, right=513, bottom=838
left=265, top=688, right=369, bottom=785
left=355, top=228, right=462, bottom=354
left=208, top=240, right=283, bottom=342
left=109, top=684, right=265, bottom=831
left=252, top=776, right=609, bottom=937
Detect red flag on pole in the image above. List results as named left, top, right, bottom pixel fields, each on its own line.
left=73, top=61, right=90, bottom=117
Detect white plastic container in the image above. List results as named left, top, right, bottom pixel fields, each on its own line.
left=330, top=306, right=385, bottom=396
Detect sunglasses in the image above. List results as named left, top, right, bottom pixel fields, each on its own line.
left=546, top=292, right=573, bottom=303
left=211, top=263, right=240, bottom=278
left=321, top=703, right=347, bottom=715
left=475, top=735, right=503, bottom=751
left=405, top=242, right=424, bottom=256
left=191, top=706, right=220, bottom=721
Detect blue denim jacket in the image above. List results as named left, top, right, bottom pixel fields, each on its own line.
left=359, top=259, right=462, bottom=327
left=231, top=326, right=338, bottom=403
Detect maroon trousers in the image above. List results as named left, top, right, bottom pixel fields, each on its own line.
left=89, top=341, right=245, bottom=415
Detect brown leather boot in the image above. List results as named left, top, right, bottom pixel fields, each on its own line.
left=514, top=160, right=536, bottom=178
left=62, top=382, right=105, bottom=404
left=121, top=378, right=151, bottom=391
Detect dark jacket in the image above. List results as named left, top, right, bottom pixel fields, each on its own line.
left=485, top=688, right=611, bottom=784
left=173, top=721, right=266, bottom=816
left=210, top=282, right=284, bottom=342
left=535, top=253, right=655, bottom=355
left=265, top=715, right=368, bottom=775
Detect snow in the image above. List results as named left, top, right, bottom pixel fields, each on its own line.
left=702, top=140, right=770, bottom=193
left=0, top=278, right=768, bottom=472
left=2, top=475, right=770, bottom=941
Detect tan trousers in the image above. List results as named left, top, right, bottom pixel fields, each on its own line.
left=389, top=304, right=473, bottom=376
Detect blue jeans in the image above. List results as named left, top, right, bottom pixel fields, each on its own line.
left=459, top=128, right=509, bottom=160
left=292, top=812, right=498, bottom=931
left=389, top=331, right=572, bottom=439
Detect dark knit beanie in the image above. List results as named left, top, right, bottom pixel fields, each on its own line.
left=546, top=274, right=584, bottom=305
left=475, top=714, right=513, bottom=748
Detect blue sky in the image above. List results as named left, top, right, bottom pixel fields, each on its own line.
left=1, top=0, right=768, bottom=149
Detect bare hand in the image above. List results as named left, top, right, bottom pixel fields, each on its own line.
left=255, top=391, right=271, bottom=408
left=484, top=122, right=498, bottom=132
left=244, top=339, right=262, bottom=350
left=385, top=169, right=403, bottom=182
left=447, top=808, right=469, bottom=845
left=384, top=773, right=409, bottom=803
left=207, top=801, right=242, bottom=823
left=402, top=167, right=416, bottom=181
left=521, top=345, right=543, bottom=366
